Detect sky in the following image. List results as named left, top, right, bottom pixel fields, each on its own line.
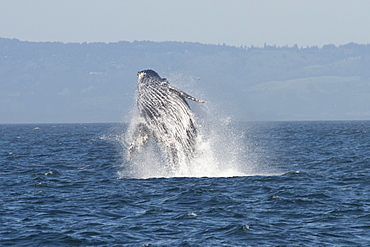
left=1, top=0, right=370, bottom=48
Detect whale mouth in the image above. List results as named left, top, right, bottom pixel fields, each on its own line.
left=137, top=71, right=145, bottom=83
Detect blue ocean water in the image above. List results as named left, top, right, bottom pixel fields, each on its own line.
left=1, top=121, right=370, bottom=246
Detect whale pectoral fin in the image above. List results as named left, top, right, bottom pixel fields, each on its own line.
left=128, top=123, right=150, bottom=160
left=167, top=85, right=205, bottom=103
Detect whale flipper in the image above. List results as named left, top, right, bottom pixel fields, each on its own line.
left=128, top=122, right=150, bottom=160
left=168, top=85, right=206, bottom=103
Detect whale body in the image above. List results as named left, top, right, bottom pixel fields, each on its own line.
left=127, top=69, right=205, bottom=167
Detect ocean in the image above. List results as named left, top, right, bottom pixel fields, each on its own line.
left=1, top=121, right=370, bottom=246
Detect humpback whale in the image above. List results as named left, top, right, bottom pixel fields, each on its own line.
left=127, top=69, right=205, bottom=168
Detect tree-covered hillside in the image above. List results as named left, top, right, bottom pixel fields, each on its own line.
left=1, top=38, right=370, bottom=123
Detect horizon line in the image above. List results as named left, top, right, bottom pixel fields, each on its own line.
left=1, top=37, right=369, bottom=49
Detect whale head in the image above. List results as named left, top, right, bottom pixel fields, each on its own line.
left=137, top=69, right=162, bottom=84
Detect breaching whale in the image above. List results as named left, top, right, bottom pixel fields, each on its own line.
left=127, top=69, right=205, bottom=167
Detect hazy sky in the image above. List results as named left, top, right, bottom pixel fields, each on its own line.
left=1, top=0, right=370, bottom=47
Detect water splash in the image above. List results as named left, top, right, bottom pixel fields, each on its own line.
left=116, top=73, right=263, bottom=179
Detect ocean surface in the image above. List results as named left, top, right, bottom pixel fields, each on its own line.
left=1, top=121, right=370, bottom=246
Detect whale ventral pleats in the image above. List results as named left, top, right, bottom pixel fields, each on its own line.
left=128, top=69, right=205, bottom=171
